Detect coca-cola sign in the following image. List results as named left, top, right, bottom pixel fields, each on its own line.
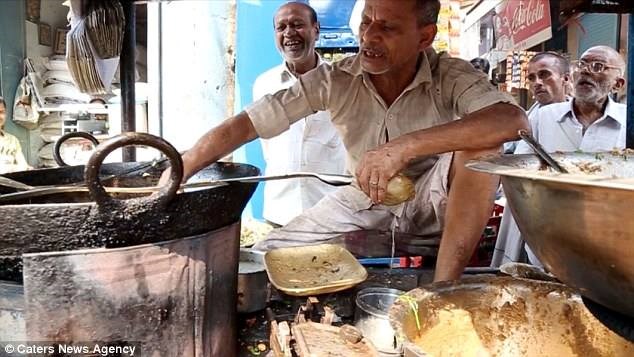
left=494, top=0, right=552, bottom=51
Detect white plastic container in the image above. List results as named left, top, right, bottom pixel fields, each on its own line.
left=355, top=287, right=404, bottom=356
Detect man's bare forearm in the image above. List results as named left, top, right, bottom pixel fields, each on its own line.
left=426, top=104, right=525, bottom=280
left=395, top=103, right=527, bottom=162
left=182, top=111, right=258, bottom=180
left=433, top=149, right=500, bottom=281
left=355, top=103, right=527, bottom=203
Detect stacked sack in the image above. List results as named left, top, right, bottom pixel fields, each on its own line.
left=34, top=55, right=91, bottom=107
left=37, top=112, right=77, bottom=167
left=14, top=56, right=92, bottom=168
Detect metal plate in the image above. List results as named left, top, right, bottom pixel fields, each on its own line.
left=466, top=151, right=634, bottom=190
left=343, top=230, right=439, bottom=258
left=264, top=244, right=367, bottom=296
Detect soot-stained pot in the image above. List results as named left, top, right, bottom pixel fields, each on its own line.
left=0, top=132, right=259, bottom=282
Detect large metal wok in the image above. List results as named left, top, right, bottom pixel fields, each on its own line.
left=467, top=152, right=634, bottom=317
left=0, top=132, right=259, bottom=282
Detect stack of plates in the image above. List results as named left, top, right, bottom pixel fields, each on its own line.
left=85, top=0, right=124, bottom=59
left=66, top=0, right=124, bottom=95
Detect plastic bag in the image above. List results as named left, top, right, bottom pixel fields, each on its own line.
left=12, top=77, right=40, bottom=130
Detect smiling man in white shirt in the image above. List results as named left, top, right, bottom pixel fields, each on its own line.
left=253, top=2, right=346, bottom=226
left=493, top=45, right=626, bottom=267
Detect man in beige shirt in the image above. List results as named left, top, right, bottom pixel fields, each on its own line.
left=164, top=0, right=528, bottom=281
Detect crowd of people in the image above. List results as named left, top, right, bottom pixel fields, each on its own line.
left=491, top=45, right=627, bottom=268
left=235, top=0, right=629, bottom=277
left=0, top=0, right=628, bottom=279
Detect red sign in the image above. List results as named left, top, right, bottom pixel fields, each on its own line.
left=494, top=0, right=552, bottom=51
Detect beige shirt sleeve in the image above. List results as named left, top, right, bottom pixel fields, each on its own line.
left=440, top=59, right=517, bottom=118
left=455, top=79, right=516, bottom=116
left=245, top=63, right=331, bottom=139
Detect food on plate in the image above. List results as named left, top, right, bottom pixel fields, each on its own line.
left=240, top=218, right=274, bottom=247
left=572, top=160, right=602, bottom=174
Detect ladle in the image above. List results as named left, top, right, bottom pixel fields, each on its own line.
left=517, top=130, right=568, bottom=173
left=0, top=175, right=34, bottom=191
left=0, top=172, right=354, bottom=202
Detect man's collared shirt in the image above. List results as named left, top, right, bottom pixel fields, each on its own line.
left=515, top=97, right=626, bottom=154
left=504, top=96, right=572, bottom=153
left=253, top=56, right=346, bottom=226
left=246, top=48, right=516, bottom=178
left=0, top=132, right=29, bottom=174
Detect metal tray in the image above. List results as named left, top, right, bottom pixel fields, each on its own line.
left=264, top=244, right=367, bottom=296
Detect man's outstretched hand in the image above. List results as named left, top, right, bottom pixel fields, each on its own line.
left=355, top=140, right=411, bottom=204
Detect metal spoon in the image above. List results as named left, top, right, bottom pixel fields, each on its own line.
left=211, top=172, right=353, bottom=186
left=518, top=130, right=568, bottom=173
left=0, top=172, right=354, bottom=202
left=0, top=176, right=35, bottom=191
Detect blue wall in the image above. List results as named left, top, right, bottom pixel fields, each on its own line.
left=577, top=13, right=619, bottom=57
left=0, top=0, right=26, bottom=144
left=235, top=0, right=287, bottom=219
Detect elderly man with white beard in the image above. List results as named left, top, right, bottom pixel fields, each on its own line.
left=492, top=45, right=626, bottom=267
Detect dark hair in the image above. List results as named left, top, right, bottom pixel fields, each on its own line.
left=529, top=52, right=570, bottom=75
left=0, top=96, right=5, bottom=107
left=415, top=0, right=441, bottom=26
left=279, top=1, right=318, bottom=24
left=470, top=58, right=490, bottom=73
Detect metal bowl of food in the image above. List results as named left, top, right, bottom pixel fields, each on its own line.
left=467, top=151, right=634, bottom=317
left=389, top=276, right=633, bottom=356
left=237, top=248, right=269, bottom=313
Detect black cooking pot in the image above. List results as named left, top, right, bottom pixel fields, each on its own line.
left=0, top=132, right=259, bottom=282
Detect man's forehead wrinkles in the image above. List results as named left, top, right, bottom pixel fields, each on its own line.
left=581, top=53, right=608, bottom=63
left=362, top=4, right=409, bottom=22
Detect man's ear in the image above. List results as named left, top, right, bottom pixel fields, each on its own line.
left=563, top=73, right=571, bottom=83
left=419, top=24, right=437, bottom=50
left=315, top=20, right=320, bottom=37
left=613, top=77, right=625, bottom=91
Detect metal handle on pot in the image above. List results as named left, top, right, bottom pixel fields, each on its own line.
left=84, top=132, right=183, bottom=207
left=53, top=131, right=101, bottom=167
